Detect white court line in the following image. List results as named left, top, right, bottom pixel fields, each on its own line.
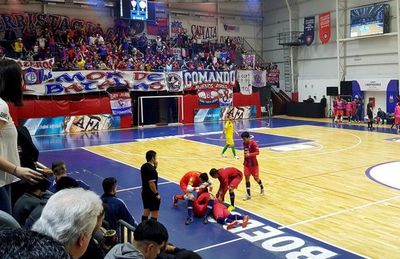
left=194, top=237, right=244, bottom=253
left=278, top=194, right=400, bottom=230
left=117, top=182, right=173, bottom=193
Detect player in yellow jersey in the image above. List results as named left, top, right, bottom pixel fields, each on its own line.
left=221, top=114, right=239, bottom=159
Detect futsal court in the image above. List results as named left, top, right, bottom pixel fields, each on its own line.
left=34, top=116, right=400, bottom=258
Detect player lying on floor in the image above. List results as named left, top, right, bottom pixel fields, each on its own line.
left=193, top=192, right=249, bottom=229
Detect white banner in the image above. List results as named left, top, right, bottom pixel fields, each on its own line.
left=356, top=79, right=391, bottom=91
left=24, top=70, right=168, bottom=95
left=237, top=70, right=252, bottom=95
left=165, top=72, right=184, bottom=92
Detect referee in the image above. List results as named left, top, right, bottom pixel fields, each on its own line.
left=140, top=150, right=160, bottom=222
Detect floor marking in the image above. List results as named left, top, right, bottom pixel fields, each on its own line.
left=117, top=182, right=173, bottom=193
left=194, top=237, right=244, bottom=253
left=278, top=194, right=400, bottom=230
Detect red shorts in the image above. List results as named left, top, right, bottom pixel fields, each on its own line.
left=335, top=110, right=344, bottom=116
left=346, top=110, right=352, bottom=116
left=244, top=165, right=259, bottom=179
left=212, top=201, right=230, bottom=219
left=193, top=192, right=210, bottom=217
left=395, top=117, right=400, bottom=125
left=217, top=175, right=243, bottom=201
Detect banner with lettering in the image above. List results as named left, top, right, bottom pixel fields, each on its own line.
left=267, top=67, right=280, bottom=86
left=110, top=92, right=132, bottom=116
left=23, top=70, right=167, bottom=95
left=170, top=19, right=217, bottom=42
left=6, top=57, right=54, bottom=87
left=218, top=88, right=233, bottom=107
left=304, top=16, right=315, bottom=46
left=237, top=70, right=252, bottom=95
left=252, top=70, right=267, bottom=88
left=319, top=12, right=331, bottom=44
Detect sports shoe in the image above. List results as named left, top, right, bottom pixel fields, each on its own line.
left=185, top=217, right=193, bottom=225
left=173, top=195, right=178, bottom=207
left=226, top=221, right=238, bottom=230
left=234, top=156, right=239, bottom=159
left=227, top=205, right=235, bottom=211
left=242, top=215, right=250, bottom=228
left=221, top=154, right=227, bottom=158
left=203, top=217, right=209, bottom=224
left=260, top=189, right=265, bottom=196
left=242, top=194, right=251, bottom=201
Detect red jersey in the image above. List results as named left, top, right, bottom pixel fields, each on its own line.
left=217, top=167, right=243, bottom=185
left=180, top=171, right=201, bottom=192
left=243, top=139, right=259, bottom=167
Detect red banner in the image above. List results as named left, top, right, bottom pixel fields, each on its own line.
left=319, top=12, right=331, bottom=44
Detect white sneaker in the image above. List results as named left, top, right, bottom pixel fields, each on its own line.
left=221, top=154, right=227, bottom=158
left=234, top=156, right=239, bottom=159
left=260, top=189, right=265, bottom=196
left=242, top=195, right=251, bottom=201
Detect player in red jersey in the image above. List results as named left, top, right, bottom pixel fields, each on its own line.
left=209, top=167, right=243, bottom=210
left=194, top=192, right=249, bottom=229
left=241, top=131, right=264, bottom=200
left=172, top=171, right=213, bottom=225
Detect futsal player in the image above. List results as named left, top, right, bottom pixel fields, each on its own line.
left=209, top=167, right=243, bottom=211
left=241, top=131, right=264, bottom=200
left=221, top=113, right=239, bottom=159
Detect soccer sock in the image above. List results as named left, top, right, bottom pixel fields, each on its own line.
left=205, top=199, right=214, bottom=217
left=229, top=192, right=235, bottom=207
left=258, top=180, right=264, bottom=190
left=217, top=217, right=225, bottom=224
left=176, top=194, right=185, bottom=200
left=187, top=200, right=193, bottom=218
left=150, top=217, right=157, bottom=221
left=228, top=214, right=243, bottom=221
left=141, top=216, right=148, bottom=222
left=231, top=147, right=237, bottom=156
left=222, top=145, right=229, bottom=154
left=246, top=181, right=251, bottom=196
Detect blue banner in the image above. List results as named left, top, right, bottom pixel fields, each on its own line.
left=386, top=80, right=399, bottom=113
left=304, top=16, right=315, bottom=46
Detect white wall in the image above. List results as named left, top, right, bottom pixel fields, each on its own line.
left=364, top=91, right=387, bottom=114
left=263, top=0, right=399, bottom=102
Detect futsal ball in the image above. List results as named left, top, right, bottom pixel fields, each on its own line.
left=186, top=185, right=194, bottom=193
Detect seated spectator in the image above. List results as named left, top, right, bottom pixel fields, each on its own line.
left=105, top=219, right=169, bottom=259
left=376, top=108, right=387, bottom=124
left=24, top=176, right=79, bottom=229
left=32, top=188, right=104, bottom=259
left=101, top=177, right=138, bottom=233
left=49, top=161, right=90, bottom=192
left=0, top=228, right=70, bottom=258
left=12, top=174, right=52, bottom=227
left=156, top=243, right=202, bottom=259
left=0, top=210, right=21, bottom=230
left=305, top=95, right=314, bottom=103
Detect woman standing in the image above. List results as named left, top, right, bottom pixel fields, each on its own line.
left=0, top=59, right=42, bottom=213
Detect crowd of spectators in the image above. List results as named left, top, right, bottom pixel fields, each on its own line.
left=0, top=19, right=263, bottom=72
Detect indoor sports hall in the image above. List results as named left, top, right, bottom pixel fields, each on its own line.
left=1, top=0, right=400, bottom=258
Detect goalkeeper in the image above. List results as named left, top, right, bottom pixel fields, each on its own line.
left=221, top=113, right=240, bottom=159
left=172, top=171, right=213, bottom=225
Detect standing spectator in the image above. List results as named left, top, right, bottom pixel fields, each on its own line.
left=209, top=167, right=243, bottom=211
left=367, top=99, right=374, bottom=130
left=32, top=188, right=104, bottom=259
left=0, top=60, right=43, bottom=214
left=241, top=131, right=264, bottom=200
left=320, top=95, right=327, bottom=117
left=101, top=177, right=138, bottom=232
left=12, top=38, right=24, bottom=59
left=220, top=113, right=239, bottom=159
left=140, top=150, right=160, bottom=222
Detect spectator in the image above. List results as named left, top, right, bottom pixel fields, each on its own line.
left=0, top=210, right=21, bottom=230
left=105, top=219, right=169, bottom=259
left=32, top=188, right=104, bottom=259
left=101, top=177, right=138, bottom=232
left=0, top=228, right=70, bottom=259
left=49, top=161, right=90, bottom=192
left=376, top=108, right=387, bottom=124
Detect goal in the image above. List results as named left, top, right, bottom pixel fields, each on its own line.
left=137, top=95, right=184, bottom=126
